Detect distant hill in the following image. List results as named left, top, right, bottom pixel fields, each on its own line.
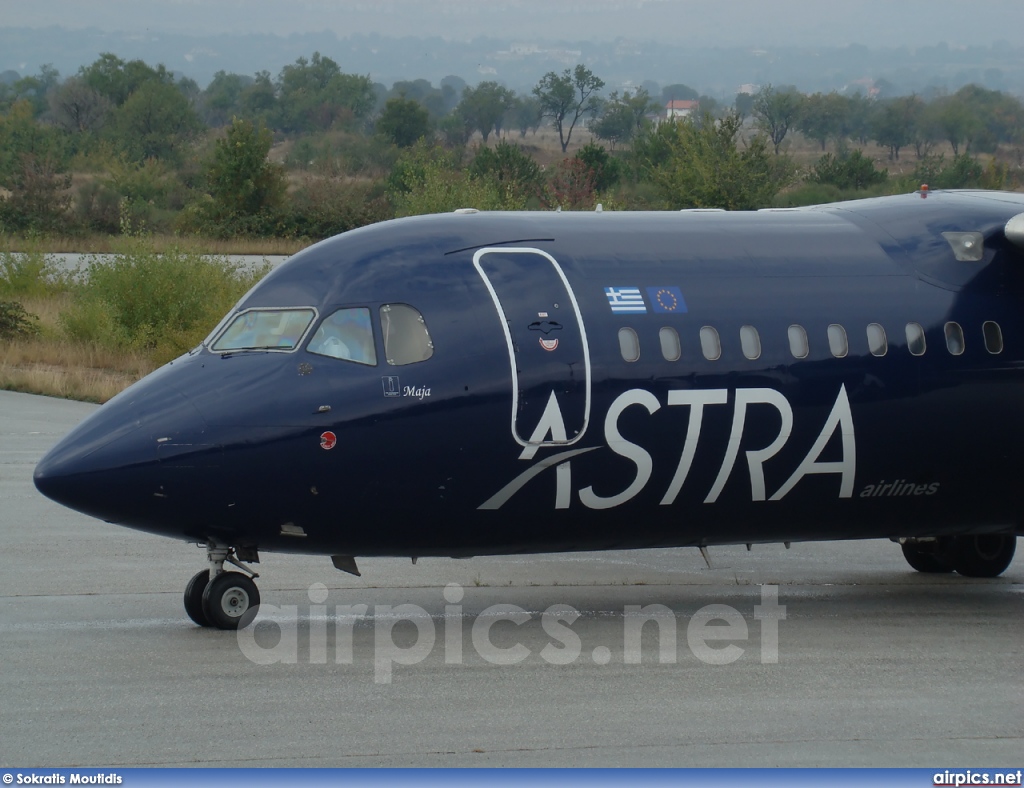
left=2, top=26, right=1022, bottom=99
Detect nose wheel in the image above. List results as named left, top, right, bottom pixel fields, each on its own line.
left=184, top=569, right=211, bottom=626
left=183, top=544, right=261, bottom=629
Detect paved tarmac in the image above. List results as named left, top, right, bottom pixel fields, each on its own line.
left=1, top=390, right=1021, bottom=767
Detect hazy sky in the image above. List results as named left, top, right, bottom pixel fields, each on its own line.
left=5, top=0, right=1023, bottom=47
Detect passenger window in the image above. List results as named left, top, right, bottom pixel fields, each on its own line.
left=983, top=321, right=1003, bottom=354
left=866, top=323, right=887, bottom=357
left=700, top=326, right=721, bottom=361
left=906, top=322, right=926, bottom=356
left=788, top=325, right=809, bottom=359
left=307, top=307, right=377, bottom=365
left=211, top=308, right=316, bottom=352
left=740, top=325, right=761, bottom=360
left=827, top=324, right=848, bottom=358
left=380, top=304, right=433, bottom=365
left=618, top=327, right=640, bottom=361
left=659, top=327, right=680, bottom=362
left=944, top=322, right=965, bottom=356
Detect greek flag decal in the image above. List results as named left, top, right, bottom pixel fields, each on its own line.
left=604, top=287, right=647, bottom=314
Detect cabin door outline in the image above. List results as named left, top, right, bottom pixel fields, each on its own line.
left=473, top=247, right=592, bottom=449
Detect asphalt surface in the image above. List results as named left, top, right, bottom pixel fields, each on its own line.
left=1, top=390, right=1021, bottom=767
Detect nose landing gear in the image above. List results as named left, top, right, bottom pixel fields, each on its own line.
left=184, top=543, right=261, bottom=629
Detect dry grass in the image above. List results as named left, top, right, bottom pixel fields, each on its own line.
left=0, top=295, right=155, bottom=403
left=0, top=336, right=153, bottom=403
left=0, top=337, right=154, bottom=404
left=0, top=234, right=309, bottom=256
left=0, top=361, right=142, bottom=403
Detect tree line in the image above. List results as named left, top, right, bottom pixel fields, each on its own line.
left=0, top=52, right=1021, bottom=240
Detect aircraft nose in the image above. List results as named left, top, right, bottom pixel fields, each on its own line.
left=34, top=383, right=211, bottom=527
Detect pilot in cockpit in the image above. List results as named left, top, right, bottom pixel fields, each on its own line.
left=307, top=308, right=377, bottom=365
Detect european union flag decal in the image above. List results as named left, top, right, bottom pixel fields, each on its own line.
left=605, top=286, right=647, bottom=314
left=647, top=286, right=687, bottom=313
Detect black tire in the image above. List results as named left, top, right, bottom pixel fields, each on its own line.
left=202, top=571, right=261, bottom=630
left=184, top=569, right=211, bottom=626
left=950, top=534, right=1017, bottom=578
left=901, top=541, right=954, bottom=573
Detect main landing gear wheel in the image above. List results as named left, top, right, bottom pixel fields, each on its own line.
left=202, top=571, right=261, bottom=630
left=949, top=534, right=1016, bottom=578
left=184, top=569, right=211, bottom=627
left=901, top=541, right=954, bottom=574
left=901, top=535, right=1016, bottom=578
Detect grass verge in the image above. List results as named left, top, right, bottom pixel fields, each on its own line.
left=0, top=234, right=308, bottom=256
left=0, top=243, right=266, bottom=403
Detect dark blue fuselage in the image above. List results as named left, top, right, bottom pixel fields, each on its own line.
left=34, top=191, right=1024, bottom=558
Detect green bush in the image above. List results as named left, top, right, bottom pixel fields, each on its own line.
left=772, top=182, right=891, bottom=208
left=287, top=176, right=393, bottom=239
left=75, top=158, right=184, bottom=234
left=573, top=142, right=622, bottom=193
left=0, top=300, right=38, bottom=339
left=907, top=154, right=1007, bottom=190
left=61, top=239, right=268, bottom=362
left=0, top=154, right=74, bottom=235
left=469, top=141, right=544, bottom=197
left=0, top=248, right=65, bottom=297
left=385, top=141, right=528, bottom=216
left=808, top=150, right=887, bottom=190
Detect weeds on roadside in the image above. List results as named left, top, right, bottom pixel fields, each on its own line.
left=0, top=301, right=38, bottom=339
left=0, top=246, right=67, bottom=298
left=61, top=237, right=270, bottom=364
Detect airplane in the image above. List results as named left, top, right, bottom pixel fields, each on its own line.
left=34, top=188, right=1024, bottom=629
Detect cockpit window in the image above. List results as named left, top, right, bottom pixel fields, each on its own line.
left=211, top=308, right=316, bottom=352
left=380, top=304, right=434, bottom=365
left=307, top=308, right=377, bottom=365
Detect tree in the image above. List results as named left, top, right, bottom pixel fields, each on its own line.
left=540, top=157, right=597, bottom=210
left=872, top=96, right=920, bottom=161
left=574, top=142, right=621, bottom=192
left=641, top=113, right=790, bottom=210
left=797, top=92, right=850, bottom=150
left=469, top=140, right=543, bottom=199
left=735, top=92, right=755, bottom=119
left=438, top=110, right=473, bottom=148
left=79, top=54, right=172, bottom=107
left=808, top=150, right=887, bottom=190
left=592, top=89, right=659, bottom=147
left=376, top=97, right=432, bottom=147
left=510, top=95, right=542, bottom=138
left=533, top=65, right=605, bottom=153
left=200, top=71, right=253, bottom=126
left=106, top=80, right=203, bottom=163
left=4, top=65, right=60, bottom=117
left=275, top=53, right=375, bottom=132
left=911, top=101, right=943, bottom=159
left=0, top=100, right=68, bottom=187
left=387, top=141, right=526, bottom=217
left=753, top=85, right=804, bottom=154
left=661, top=84, right=699, bottom=104
left=0, top=101, right=71, bottom=233
left=591, top=101, right=634, bottom=148
left=203, top=117, right=286, bottom=225
left=932, top=94, right=978, bottom=156
left=48, top=76, right=110, bottom=134
left=238, top=71, right=277, bottom=124
left=846, top=93, right=875, bottom=146
left=458, top=82, right=515, bottom=142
